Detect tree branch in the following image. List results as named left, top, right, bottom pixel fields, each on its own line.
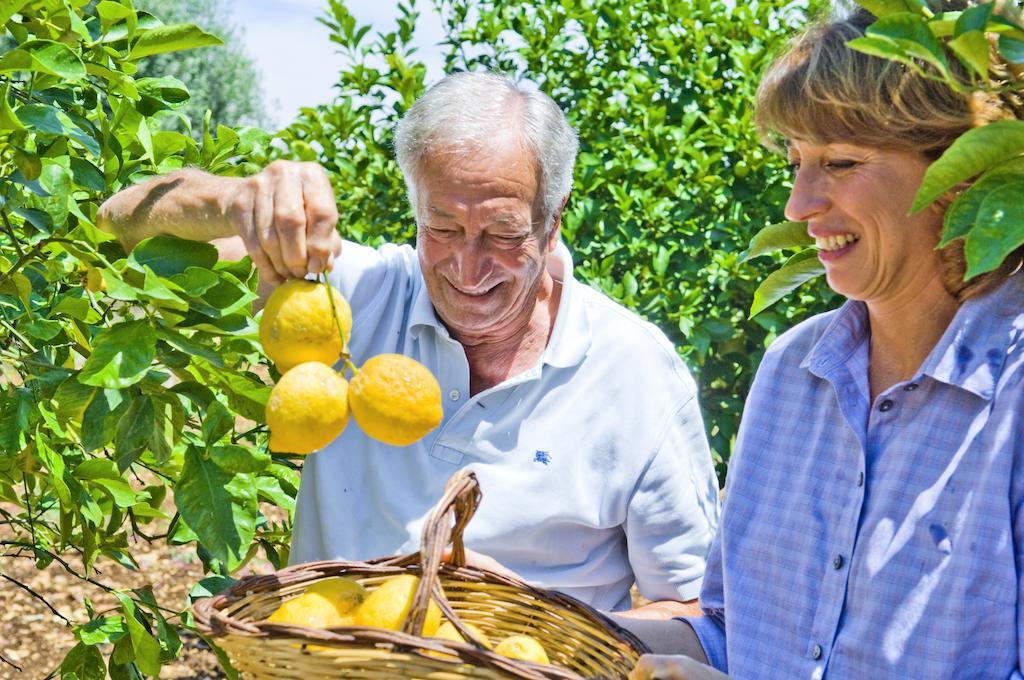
left=0, top=573, right=72, bottom=626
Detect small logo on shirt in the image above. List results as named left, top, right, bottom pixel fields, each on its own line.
left=533, top=450, right=551, bottom=465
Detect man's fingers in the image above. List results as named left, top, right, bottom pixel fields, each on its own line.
left=227, top=186, right=281, bottom=286
left=628, top=655, right=728, bottom=680
left=253, top=173, right=291, bottom=281
left=272, top=168, right=309, bottom=279
left=301, top=163, right=340, bottom=275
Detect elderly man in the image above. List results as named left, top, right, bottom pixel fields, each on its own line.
left=98, top=72, right=719, bottom=617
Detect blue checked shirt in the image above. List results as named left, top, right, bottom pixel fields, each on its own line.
left=690, top=272, right=1024, bottom=678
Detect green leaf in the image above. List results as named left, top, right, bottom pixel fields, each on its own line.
left=16, top=104, right=101, bottom=156
left=97, top=1, right=137, bottom=34
left=0, top=82, right=25, bottom=131
left=210, top=444, right=270, bottom=474
left=156, top=328, right=224, bottom=367
left=59, top=642, right=106, bottom=680
left=0, top=40, right=86, bottom=80
left=201, top=399, right=234, bottom=443
left=940, top=158, right=1024, bottom=246
left=129, top=235, right=218, bottom=277
left=749, top=250, right=825, bottom=317
left=0, top=388, right=33, bottom=455
left=75, top=458, right=121, bottom=480
left=35, top=436, right=71, bottom=505
left=53, top=377, right=97, bottom=429
left=953, top=2, right=993, bottom=36
left=114, top=396, right=155, bottom=468
left=1000, top=35, right=1024, bottom=63
left=70, top=157, right=106, bottom=192
left=169, top=266, right=220, bottom=296
left=114, top=593, right=162, bottom=677
left=188, top=575, right=236, bottom=602
left=79, top=320, right=157, bottom=389
left=176, top=447, right=256, bottom=570
left=865, top=12, right=949, bottom=76
left=856, top=0, right=928, bottom=17
left=741, top=220, right=813, bottom=261
left=948, top=30, right=989, bottom=77
left=54, top=296, right=102, bottom=323
left=75, top=617, right=127, bottom=646
left=23, top=317, right=62, bottom=341
left=129, top=23, right=224, bottom=60
left=963, top=180, right=1024, bottom=278
left=0, top=1, right=31, bottom=26
left=913, top=120, right=1024, bottom=211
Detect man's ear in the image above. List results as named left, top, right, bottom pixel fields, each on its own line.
left=546, top=194, right=570, bottom=251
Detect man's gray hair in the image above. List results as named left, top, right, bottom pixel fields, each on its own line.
left=393, top=71, right=579, bottom=230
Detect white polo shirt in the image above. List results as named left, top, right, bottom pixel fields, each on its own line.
left=291, top=240, right=720, bottom=611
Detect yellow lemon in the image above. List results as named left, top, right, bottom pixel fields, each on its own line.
left=348, top=354, right=443, bottom=446
left=259, top=279, right=352, bottom=373
left=266, top=591, right=354, bottom=628
left=354, top=574, right=441, bottom=635
left=266, top=361, right=349, bottom=454
left=306, top=577, right=368, bottom=614
left=494, top=635, right=549, bottom=664
left=434, top=620, right=491, bottom=648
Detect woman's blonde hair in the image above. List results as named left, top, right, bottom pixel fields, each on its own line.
left=755, top=2, right=1024, bottom=300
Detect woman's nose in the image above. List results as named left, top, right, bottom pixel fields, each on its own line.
left=784, top=168, right=830, bottom=223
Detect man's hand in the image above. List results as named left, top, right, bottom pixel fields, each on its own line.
left=223, top=160, right=343, bottom=286
left=629, top=654, right=729, bottom=680
left=441, top=547, right=522, bottom=581
left=616, top=599, right=703, bottom=620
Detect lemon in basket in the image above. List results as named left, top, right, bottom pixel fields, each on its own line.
left=266, top=577, right=366, bottom=628
left=348, top=354, right=443, bottom=446
left=495, top=635, right=550, bottom=664
left=355, top=574, right=441, bottom=635
left=434, top=619, right=491, bottom=648
left=259, top=279, right=352, bottom=373
left=266, top=361, right=349, bottom=454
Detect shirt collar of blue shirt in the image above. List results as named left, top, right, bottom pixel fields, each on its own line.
left=801, top=271, right=1024, bottom=401
left=406, top=240, right=591, bottom=369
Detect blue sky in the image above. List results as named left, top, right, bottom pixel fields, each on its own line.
left=229, top=0, right=446, bottom=129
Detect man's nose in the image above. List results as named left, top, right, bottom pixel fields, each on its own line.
left=452, top=236, right=490, bottom=285
left=784, top=168, right=830, bottom=223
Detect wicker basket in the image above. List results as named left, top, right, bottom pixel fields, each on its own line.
left=193, top=469, right=649, bottom=679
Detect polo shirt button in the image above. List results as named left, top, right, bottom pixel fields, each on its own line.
left=857, top=471, right=864, bottom=487
left=449, top=390, right=461, bottom=401
left=879, top=399, right=894, bottom=412
left=904, top=383, right=919, bottom=392
left=812, top=644, right=822, bottom=660
left=833, top=554, right=844, bottom=570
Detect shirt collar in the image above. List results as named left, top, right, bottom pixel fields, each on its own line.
left=801, top=272, right=1024, bottom=400
left=922, top=271, right=1024, bottom=400
left=407, top=240, right=592, bottom=368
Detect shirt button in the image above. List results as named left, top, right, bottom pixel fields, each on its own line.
left=833, top=554, right=844, bottom=570
left=878, top=399, right=894, bottom=412
left=904, top=383, right=919, bottom=392
left=812, top=644, right=822, bottom=660
left=449, top=390, right=461, bottom=401
left=857, top=471, right=864, bottom=487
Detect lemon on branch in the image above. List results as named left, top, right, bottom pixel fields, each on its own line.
left=266, top=361, right=349, bottom=454
left=259, top=279, right=352, bottom=373
left=348, top=354, right=443, bottom=446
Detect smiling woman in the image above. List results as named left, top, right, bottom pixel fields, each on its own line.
left=623, top=2, right=1024, bottom=679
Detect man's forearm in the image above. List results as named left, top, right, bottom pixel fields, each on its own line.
left=97, top=168, right=240, bottom=251
left=608, top=614, right=709, bottom=664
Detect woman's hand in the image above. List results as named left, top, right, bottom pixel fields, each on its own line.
left=629, top=654, right=730, bottom=680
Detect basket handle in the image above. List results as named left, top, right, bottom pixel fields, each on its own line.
left=404, top=469, right=481, bottom=636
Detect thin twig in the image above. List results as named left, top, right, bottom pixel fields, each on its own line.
left=1, top=211, right=24, bottom=258
left=0, top=573, right=72, bottom=626
left=0, top=651, right=22, bottom=673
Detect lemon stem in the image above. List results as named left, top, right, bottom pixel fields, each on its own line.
left=319, top=273, right=351, bottom=367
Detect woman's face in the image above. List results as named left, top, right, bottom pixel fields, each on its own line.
left=784, top=140, right=947, bottom=304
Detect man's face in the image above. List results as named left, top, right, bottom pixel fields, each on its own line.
left=414, top=138, right=557, bottom=343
